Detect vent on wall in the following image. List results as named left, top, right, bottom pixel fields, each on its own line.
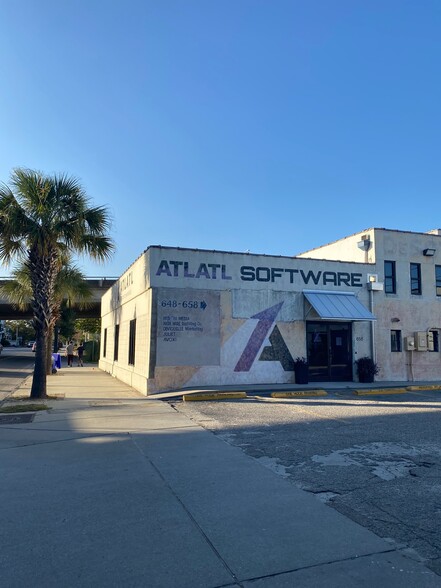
left=357, top=235, right=371, bottom=251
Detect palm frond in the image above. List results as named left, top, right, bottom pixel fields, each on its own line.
left=0, top=166, right=114, bottom=270
left=0, top=264, right=32, bottom=310
left=11, top=168, right=51, bottom=214
left=0, top=187, right=31, bottom=264
left=78, top=235, right=115, bottom=261
left=55, top=264, right=93, bottom=308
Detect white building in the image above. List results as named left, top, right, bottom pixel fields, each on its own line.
left=298, top=227, right=441, bottom=382
left=99, top=228, right=441, bottom=394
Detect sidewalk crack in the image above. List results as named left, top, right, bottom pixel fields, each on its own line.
left=130, top=433, right=244, bottom=588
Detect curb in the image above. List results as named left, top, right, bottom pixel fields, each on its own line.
left=407, top=385, right=441, bottom=391
left=183, top=391, right=248, bottom=402
left=353, top=388, right=407, bottom=396
left=271, top=390, right=327, bottom=398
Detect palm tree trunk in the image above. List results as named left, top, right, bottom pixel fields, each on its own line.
left=29, top=248, right=58, bottom=399
left=46, top=332, right=54, bottom=375
left=31, top=330, right=48, bottom=399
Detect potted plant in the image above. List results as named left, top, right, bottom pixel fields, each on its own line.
left=355, top=356, right=379, bottom=383
left=293, top=356, right=309, bottom=384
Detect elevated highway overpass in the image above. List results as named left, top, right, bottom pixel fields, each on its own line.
left=0, top=277, right=117, bottom=320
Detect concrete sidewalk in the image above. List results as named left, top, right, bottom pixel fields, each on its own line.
left=0, top=368, right=439, bottom=587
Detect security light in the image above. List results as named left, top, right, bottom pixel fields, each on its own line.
left=423, top=248, right=436, bottom=256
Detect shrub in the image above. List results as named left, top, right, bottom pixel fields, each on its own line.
left=355, top=356, right=379, bottom=383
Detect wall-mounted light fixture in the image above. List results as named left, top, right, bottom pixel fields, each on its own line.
left=391, top=317, right=400, bottom=323
left=367, top=273, right=384, bottom=291
left=423, top=248, right=436, bottom=256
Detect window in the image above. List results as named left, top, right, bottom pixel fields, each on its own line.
left=384, top=261, right=396, bottom=294
left=391, top=330, right=402, bottom=352
left=114, top=324, right=120, bottom=361
left=436, top=266, right=441, bottom=296
left=103, top=328, right=107, bottom=358
left=128, top=319, right=136, bottom=366
left=429, top=330, right=439, bottom=352
left=410, top=263, right=421, bottom=295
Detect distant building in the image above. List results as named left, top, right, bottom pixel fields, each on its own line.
left=99, top=228, right=441, bottom=394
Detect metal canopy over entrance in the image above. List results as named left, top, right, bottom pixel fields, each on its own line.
left=303, top=290, right=376, bottom=321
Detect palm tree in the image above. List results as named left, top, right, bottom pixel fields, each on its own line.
left=48, top=263, right=93, bottom=361
left=0, top=168, right=114, bottom=398
left=0, top=259, right=93, bottom=374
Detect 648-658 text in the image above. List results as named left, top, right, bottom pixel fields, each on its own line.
left=161, top=300, right=200, bottom=309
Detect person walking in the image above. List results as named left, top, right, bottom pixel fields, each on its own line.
left=66, top=340, right=74, bottom=367
left=76, top=342, right=84, bottom=367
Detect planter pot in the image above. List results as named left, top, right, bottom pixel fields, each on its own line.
left=358, top=373, right=374, bottom=383
left=294, top=365, right=309, bottom=384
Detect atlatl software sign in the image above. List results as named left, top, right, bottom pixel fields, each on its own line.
left=154, top=257, right=363, bottom=288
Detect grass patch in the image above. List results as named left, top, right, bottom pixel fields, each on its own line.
left=5, top=394, right=63, bottom=401
left=0, top=404, right=52, bottom=413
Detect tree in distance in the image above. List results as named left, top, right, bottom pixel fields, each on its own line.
left=0, top=258, right=93, bottom=373
left=0, top=168, right=114, bottom=398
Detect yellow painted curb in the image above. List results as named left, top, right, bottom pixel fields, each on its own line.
left=407, top=385, right=441, bottom=391
left=183, top=392, right=247, bottom=401
left=271, top=390, right=327, bottom=398
left=353, top=388, right=407, bottom=396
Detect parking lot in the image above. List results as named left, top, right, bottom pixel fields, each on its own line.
left=176, top=388, right=441, bottom=576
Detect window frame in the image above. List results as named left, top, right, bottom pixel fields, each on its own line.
left=384, top=260, right=396, bottom=294
left=391, top=329, right=402, bottom=352
left=114, top=324, right=120, bottom=361
left=103, top=328, right=107, bottom=358
left=429, top=330, right=439, bottom=352
left=128, top=319, right=136, bottom=366
left=436, top=266, right=441, bottom=297
left=410, top=262, right=422, bottom=295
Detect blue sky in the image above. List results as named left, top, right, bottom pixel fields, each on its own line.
left=1, top=1, right=441, bottom=277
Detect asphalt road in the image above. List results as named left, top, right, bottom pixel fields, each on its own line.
left=176, top=389, right=441, bottom=576
left=0, top=347, right=35, bottom=401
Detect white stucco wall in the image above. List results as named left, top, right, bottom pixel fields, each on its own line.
left=100, top=256, right=153, bottom=393
left=99, top=231, right=441, bottom=392
left=372, top=229, right=441, bottom=381
left=293, top=228, right=441, bottom=383
left=296, top=230, right=376, bottom=264
left=100, top=246, right=375, bottom=394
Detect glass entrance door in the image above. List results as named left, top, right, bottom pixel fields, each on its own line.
left=306, top=322, right=353, bottom=381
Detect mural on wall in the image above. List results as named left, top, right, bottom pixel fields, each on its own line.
left=156, top=288, right=221, bottom=366
left=184, top=300, right=298, bottom=387
left=234, top=302, right=285, bottom=371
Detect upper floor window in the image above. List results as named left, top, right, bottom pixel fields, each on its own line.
left=410, top=263, right=422, bottom=295
left=384, top=261, right=396, bottom=294
left=436, top=266, right=441, bottom=296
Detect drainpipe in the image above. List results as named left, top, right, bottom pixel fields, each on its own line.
left=369, top=288, right=376, bottom=364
